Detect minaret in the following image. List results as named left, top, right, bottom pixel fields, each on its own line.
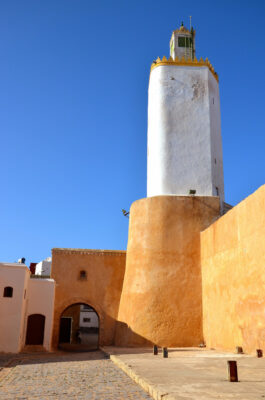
left=115, top=25, right=223, bottom=348
left=147, top=24, right=224, bottom=207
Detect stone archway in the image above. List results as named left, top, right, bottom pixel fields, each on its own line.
left=58, top=303, right=99, bottom=351
left=52, top=297, right=104, bottom=351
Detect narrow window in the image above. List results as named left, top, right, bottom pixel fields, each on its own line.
left=3, top=287, right=13, bottom=298
left=178, top=36, right=191, bottom=48
left=213, top=98, right=214, bottom=104
left=83, top=318, right=91, bottom=323
left=79, top=270, right=87, bottom=280
left=216, top=187, right=219, bottom=196
left=24, top=289, right=26, bottom=299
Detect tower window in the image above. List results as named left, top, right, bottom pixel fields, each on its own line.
left=178, top=36, right=192, bottom=48
left=216, top=187, right=219, bottom=196
left=3, top=287, right=13, bottom=297
left=79, top=270, right=87, bottom=280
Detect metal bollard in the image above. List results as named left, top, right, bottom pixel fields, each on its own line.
left=153, top=345, right=158, bottom=355
left=236, top=346, right=243, bottom=354
left=257, top=349, right=263, bottom=358
left=162, top=347, right=168, bottom=358
left=227, top=360, right=238, bottom=382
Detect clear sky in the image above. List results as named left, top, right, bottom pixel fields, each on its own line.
left=1, top=0, right=264, bottom=263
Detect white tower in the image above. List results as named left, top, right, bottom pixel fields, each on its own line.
left=147, top=24, right=224, bottom=207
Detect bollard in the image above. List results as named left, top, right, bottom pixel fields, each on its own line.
left=236, top=346, right=243, bottom=354
left=162, top=347, right=168, bottom=358
left=257, top=349, right=263, bottom=358
left=153, top=345, right=158, bottom=355
left=227, top=360, right=238, bottom=382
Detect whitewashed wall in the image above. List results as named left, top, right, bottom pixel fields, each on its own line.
left=0, top=263, right=29, bottom=353
left=79, top=310, right=99, bottom=328
left=147, top=65, right=224, bottom=205
left=35, top=257, right=52, bottom=276
left=208, top=71, right=224, bottom=206
left=25, top=279, right=55, bottom=351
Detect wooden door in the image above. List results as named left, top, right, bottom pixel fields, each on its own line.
left=59, top=317, right=72, bottom=343
left=26, top=314, right=45, bottom=345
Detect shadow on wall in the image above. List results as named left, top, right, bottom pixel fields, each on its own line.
left=114, top=321, right=153, bottom=347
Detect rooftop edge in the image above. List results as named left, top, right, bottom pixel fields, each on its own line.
left=151, top=56, right=218, bottom=82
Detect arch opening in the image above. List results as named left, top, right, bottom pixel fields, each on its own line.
left=58, top=303, right=99, bottom=352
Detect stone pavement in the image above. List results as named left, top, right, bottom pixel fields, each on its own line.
left=104, top=347, right=265, bottom=400
left=0, top=350, right=152, bottom=399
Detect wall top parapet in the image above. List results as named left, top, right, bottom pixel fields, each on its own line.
left=151, top=56, right=218, bottom=82
left=52, top=248, right=126, bottom=256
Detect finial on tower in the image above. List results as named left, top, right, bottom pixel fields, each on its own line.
left=170, top=21, right=195, bottom=60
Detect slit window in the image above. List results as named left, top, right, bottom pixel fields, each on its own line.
left=79, top=270, right=87, bottom=280
left=3, top=287, right=13, bottom=298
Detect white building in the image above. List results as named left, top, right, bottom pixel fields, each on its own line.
left=35, top=257, right=52, bottom=276
left=79, top=304, right=99, bottom=329
left=147, top=23, right=224, bottom=207
left=0, top=262, right=55, bottom=353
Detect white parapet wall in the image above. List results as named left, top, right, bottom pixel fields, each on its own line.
left=147, top=64, right=224, bottom=205
left=35, top=257, right=52, bottom=276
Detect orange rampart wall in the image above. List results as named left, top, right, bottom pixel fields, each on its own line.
left=201, top=185, right=265, bottom=353
left=116, top=195, right=220, bottom=347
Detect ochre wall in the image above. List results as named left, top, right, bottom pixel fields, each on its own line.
left=115, top=195, right=220, bottom=347
left=51, top=249, right=126, bottom=349
left=201, top=185, right=265, bottom=353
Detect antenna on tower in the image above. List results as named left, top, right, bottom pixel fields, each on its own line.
left=189, top=16, right=192, bottom=31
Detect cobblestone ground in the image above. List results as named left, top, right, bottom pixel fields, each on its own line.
left=0, top=351, right=152, bottom=399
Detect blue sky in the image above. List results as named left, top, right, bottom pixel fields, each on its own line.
left=1, top=0, right=264, bottom=263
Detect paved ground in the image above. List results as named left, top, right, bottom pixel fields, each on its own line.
left=0, top=350, right=152, bottom=399
left=104, top=347, right=265, bottom=400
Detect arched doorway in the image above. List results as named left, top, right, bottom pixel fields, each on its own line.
left=26, top=314, right=45, bottom=345
left=58, top=303, right=99, bottom=351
